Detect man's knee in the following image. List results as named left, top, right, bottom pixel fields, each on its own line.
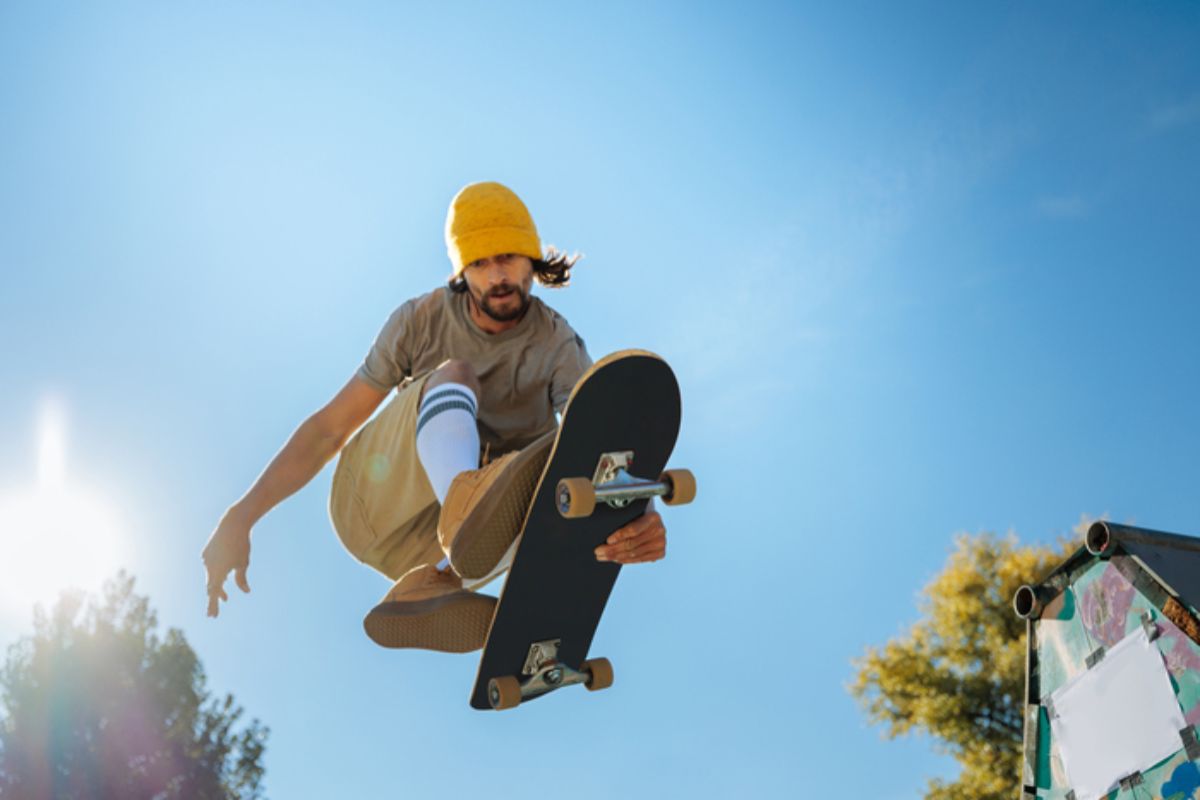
left=424, top=359, right=481, bottom=399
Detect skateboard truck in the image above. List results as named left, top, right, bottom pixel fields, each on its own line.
left=556, top=451, right=697, bottom=518
left=486, top=639, right=613, bottom=710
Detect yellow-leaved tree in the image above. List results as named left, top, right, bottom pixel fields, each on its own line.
left=850, top=531, right=1072, bottom=800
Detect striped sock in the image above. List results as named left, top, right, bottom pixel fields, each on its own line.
left=416, top=383, right=480, bottom=505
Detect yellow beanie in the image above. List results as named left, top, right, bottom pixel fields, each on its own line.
left=445, top=182, right=543, bottom=276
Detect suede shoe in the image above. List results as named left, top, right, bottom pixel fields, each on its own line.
left=362, top=564, right=496, bottom=652
left=439, top=430, right=554, bottom=580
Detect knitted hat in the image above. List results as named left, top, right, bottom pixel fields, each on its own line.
left=444, top=182, right=542, bottom=276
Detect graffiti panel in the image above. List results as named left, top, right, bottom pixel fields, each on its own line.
left=1032, top=559, right=1200, bottom=797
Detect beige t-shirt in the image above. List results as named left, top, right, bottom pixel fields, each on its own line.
left=357, top=287, right=592, bottom=454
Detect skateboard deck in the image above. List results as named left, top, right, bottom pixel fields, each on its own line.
left=469, top=349, right=690, bottom=710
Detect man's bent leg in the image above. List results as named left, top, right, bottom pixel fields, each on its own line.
left=331, top=368, right=496, bottom=652
left=414, top=360, right=555, bottom=580
left=361, top=360, right=556, bottom=650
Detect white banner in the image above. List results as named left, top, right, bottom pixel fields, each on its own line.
left=1049, top=624, right=1186, bottom=800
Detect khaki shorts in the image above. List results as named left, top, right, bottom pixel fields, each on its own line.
left=328, top=373, right=444, bottom=580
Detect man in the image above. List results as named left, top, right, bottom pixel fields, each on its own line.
left=202, top=181, right=667, bottom=652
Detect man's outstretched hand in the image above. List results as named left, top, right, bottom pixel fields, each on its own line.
left=202, top=511, right=253, bottom=617
left=594, top=509, right=667, bottom=564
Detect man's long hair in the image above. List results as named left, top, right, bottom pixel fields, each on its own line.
left=448, top=249, right=580, bottom=293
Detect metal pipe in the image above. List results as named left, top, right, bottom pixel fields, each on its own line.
left=1086, top=522, right=1115, bottom=556
left=1013, top=585, right=1042, bottom=619
left=1085, top=521, right=1200, bottom=557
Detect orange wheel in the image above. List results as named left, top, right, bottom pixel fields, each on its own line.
left=488, top=675, right=522, bottom=710
left=557, top=478, right=596, bottom=518
left=661, top=469, right=696, bottom=506
left=582, top=657, right=614, bottom=691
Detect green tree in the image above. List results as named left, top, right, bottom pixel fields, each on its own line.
left=0, top=572, right=268, bottom=799
left=850, top=532, right=1070, bottom=800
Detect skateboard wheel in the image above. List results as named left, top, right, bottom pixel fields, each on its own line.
left=582, top=657, right=614, bottom=692
left=661, top=469, right=696, bottom=506
left=557, top=477, right=596, bottom=518
left=488, top=675, right=522, bottom=710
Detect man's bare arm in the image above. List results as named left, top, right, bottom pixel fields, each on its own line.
left=203, top=375, right=388, bottom=617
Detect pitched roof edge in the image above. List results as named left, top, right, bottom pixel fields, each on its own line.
left=1086, top=521, right=1200, bottom=558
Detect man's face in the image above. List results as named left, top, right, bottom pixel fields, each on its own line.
left=462, top=253, right=534, bottom=323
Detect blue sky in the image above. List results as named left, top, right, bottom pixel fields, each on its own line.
left=2, top=1, right=1199, bottom=796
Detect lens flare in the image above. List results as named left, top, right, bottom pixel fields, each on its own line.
left=36, top=398, right=66, bottom=489
left=0, top=399, right=127, bottom=618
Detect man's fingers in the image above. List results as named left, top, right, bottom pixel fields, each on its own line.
left=622, top=547, right=664, bottom=563
left=610, top=539, right=666, bottom=564
left=596, top=530, right=666, bottom=562
left=594, top=509, right=667, bottom=563
left=203, top=517, right=254, bottom=617
left=605, top=512, right=662, bottom=545
left=630, top=535, right=666, bottom=559
left=206, top=585, right=225, bottom=618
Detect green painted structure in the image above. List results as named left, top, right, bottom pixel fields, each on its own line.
left=1016, top=522, right=1200, bottom=800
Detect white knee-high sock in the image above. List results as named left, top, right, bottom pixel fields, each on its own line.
left=416, top=383, right=480, bottom=504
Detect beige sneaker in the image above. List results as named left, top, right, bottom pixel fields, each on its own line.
left=439, top=430, right=554, bottom=580
left=362, top=563, right=497, bottom=652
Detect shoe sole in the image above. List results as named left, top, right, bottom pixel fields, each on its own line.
left=462, top=536, right=518, bottom=592
left=449, top=432, right=554, bottom=580
left=363, top=592, right=497, bottom=653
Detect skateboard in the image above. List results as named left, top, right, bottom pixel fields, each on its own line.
left=469, top=349, right=696, bottom=710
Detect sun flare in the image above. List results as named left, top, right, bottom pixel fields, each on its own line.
left=0, top=400, right=127, bottom=617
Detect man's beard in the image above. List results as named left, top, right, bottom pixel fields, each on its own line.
left=475, top=283, right=530, bottom=322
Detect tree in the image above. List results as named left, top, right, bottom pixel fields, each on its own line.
left=849, top=531, right=1071, bottom=800
left=0, top=572, right=268, bottom=799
